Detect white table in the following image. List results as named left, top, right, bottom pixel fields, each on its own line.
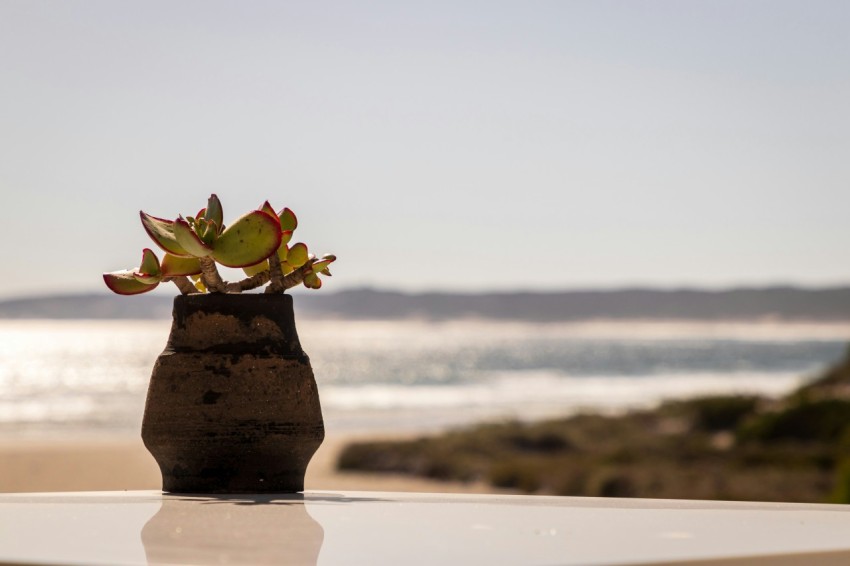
left=1, top=490, right=849, bottom=565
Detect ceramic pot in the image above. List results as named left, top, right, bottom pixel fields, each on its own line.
left=141, top=293, right=324, bottom=493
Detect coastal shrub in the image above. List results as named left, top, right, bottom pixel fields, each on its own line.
left=585, top=469, right=636, bottom=498
left=337, top=440, right=422, bottom=473
left=489, top=460, right=544, bottom=493
left=733, top=444, right=836, bottom=471
left=791, top=345, right=850, bottom=402
left=337, top=437, right=483, bottom=482
left=500, top=430, right=572, bottom=453
left=689, top=395, right=761, bottom=432
left=662, top=395, right=760, bottom=432
left=738, top=399, right=850, bottom=443
left=453, top=421, right=574, bottom=454
left=488, top=454, right=585, bottom=494
left=830, top=459, right=850, bottom=504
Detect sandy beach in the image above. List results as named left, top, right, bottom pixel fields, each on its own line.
left=0, top=433, right=500, bottom=495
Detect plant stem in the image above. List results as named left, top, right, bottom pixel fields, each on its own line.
left=224, top=280, right=245, bottom=293
left=165, top=276, right=198, bottom=295
left=232, top=264, right=310, bottom=293
left=230, top=270, right=270, bottom=292
left=282, top=265, right=308, bottom=289
left=266, top=253, right=285, bottom=294
left=199, top=257, right=226, bottom=293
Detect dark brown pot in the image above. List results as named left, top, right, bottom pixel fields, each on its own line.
left=141, top=293, right=324, bottom=493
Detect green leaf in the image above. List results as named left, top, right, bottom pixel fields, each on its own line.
left=277, top=244, right=289, bottom=263
left=311, top=254, right=336, bottom=274
left=204, top=194, right=224, bottom=230
left=103, top=271, right=159, bottom=295
left=173, top=217, right=214, bottom=258
left=133, top=273, right=159, bottom=285
left=139, top=211, right=191, bottom=257
left=212, top=210, right=282, bottom=267
left=279, top=207, right=298, bottom=231
left=161, top=254, right=202, bottom=276
left=286, top=242, right=309, bottom=268
left=132, top=248, right=162, bottom=284
left=303, top=272, right=322, bottom=289
left=311, top=259, right=332, bottom=274
left=138, top=248, right=161, bottom=277
left=261, top=202, right=294, bottom=245
left=242, top=259, right=269, bottom=277
left=195, top=218, right=219, bottom=246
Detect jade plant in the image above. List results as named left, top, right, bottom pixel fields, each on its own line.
left=103, top=194, right=335, bottom=295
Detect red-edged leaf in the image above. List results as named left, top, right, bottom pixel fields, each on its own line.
left=279, top=207, right=297, bottom=231
left=137, top=248, right=161, bottom=277
left=103, top=271, right=159, bottom=295
left=260, top=200, right=276, bottom=217
left=204, top=194, right=224, bottom=229
left=287, top=242, right=309, bottom=268
left=140, top=211, right=191, bottom=257
left=303, top=272, right=322, bottom=289
left=311, top=259, right=332, bottom=274
left=212, top=210, right=282, bottom=267
left=161, top=254, right=202, bottom=276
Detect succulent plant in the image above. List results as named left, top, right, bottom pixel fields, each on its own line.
left=104, top=194, right=336, bottom=295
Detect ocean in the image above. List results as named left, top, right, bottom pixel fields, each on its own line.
left=1, top=319, right=848, bottom=437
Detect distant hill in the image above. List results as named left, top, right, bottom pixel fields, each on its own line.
left=295, top=287, right=850, bottom=321
left=0, top=293, right=173, bottom=319
left=1, top=286, right=850, bottom=321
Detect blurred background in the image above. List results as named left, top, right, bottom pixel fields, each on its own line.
left=1, top=0, right=849, bottom=501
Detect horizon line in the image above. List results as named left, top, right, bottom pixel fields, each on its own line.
left=4, top=282, right=850, bottom=303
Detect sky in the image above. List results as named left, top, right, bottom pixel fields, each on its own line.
left=1, top=0, right=848, bottom=299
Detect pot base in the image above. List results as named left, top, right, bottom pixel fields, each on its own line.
left=160, top=452, right=315, bottom=494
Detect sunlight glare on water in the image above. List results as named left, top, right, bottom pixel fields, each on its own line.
left=0, top=319, right=847, bottom=436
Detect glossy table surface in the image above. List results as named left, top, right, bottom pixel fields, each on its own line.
left=1, top=490, right=850, bottom=565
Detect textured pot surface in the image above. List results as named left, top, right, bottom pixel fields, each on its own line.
left=142, top=294, right=324, bottom=493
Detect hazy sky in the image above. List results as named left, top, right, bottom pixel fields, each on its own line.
left=1, top=1, right=848, bottom=299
